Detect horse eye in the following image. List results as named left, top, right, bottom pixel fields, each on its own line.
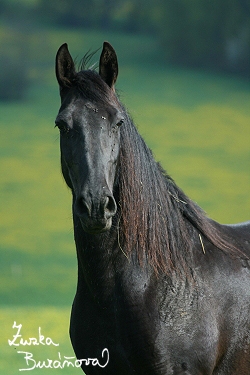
left=117, top=119, right=124, bottom=127
left=55, top=121, right=69, bottom=134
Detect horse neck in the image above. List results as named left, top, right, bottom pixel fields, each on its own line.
left=117, top=116, right=193, bottom=276
left=117, top=114, right=238, bottom=277
left=73, top=202, right=153, bottom=304
left=72, top=212, right=129, bottom=298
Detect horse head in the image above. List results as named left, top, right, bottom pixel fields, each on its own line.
left=55, top=42, right=124, bottom=234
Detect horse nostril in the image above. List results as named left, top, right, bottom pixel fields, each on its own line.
left=76, top=195, right=116, bottom=221
left=104, top=196, right=117, bottom=218
left=76, top=198, right=91, bottom=218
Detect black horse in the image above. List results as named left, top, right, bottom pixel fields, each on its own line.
left=55, top=42, right=250, bottom=374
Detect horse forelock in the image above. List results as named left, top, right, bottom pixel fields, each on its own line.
left=72, top=69, right=119, bottom=108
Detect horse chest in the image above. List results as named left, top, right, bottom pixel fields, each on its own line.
left=70, top=275, right=220, bottom=375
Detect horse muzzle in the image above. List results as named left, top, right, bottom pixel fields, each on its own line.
left=74, top=193, right=117, bottom=234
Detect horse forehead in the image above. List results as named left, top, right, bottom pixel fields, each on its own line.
left=57, top=103, right=119, bottom=132
left=73, top=100, right=119, bottom=123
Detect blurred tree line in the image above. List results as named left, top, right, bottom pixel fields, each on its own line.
left=37, top=0, right=250, bottom=74
left=0, top=0, right=249, bottom=100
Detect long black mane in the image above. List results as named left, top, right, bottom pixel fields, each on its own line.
left=73, top=65, right=244, bottom=276
left=117, top=109, right=245, bottom=275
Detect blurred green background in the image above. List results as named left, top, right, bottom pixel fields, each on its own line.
left=0, top=1, right=250, bottom=374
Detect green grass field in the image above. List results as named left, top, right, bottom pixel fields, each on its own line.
left=0, top=27, right=250, bottom=374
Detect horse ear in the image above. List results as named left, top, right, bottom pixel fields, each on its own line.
left=56, top=43, right=76, bottom=89
left=99, top=42, right=118, bottom=90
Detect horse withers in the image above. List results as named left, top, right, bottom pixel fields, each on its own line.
left=55, top=41, right=250, bottom=374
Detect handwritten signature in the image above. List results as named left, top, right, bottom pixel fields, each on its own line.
left=8, top=321, right=109, bottom=371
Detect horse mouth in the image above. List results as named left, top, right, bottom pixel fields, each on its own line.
left=79, top=217, right=112, bottom=234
